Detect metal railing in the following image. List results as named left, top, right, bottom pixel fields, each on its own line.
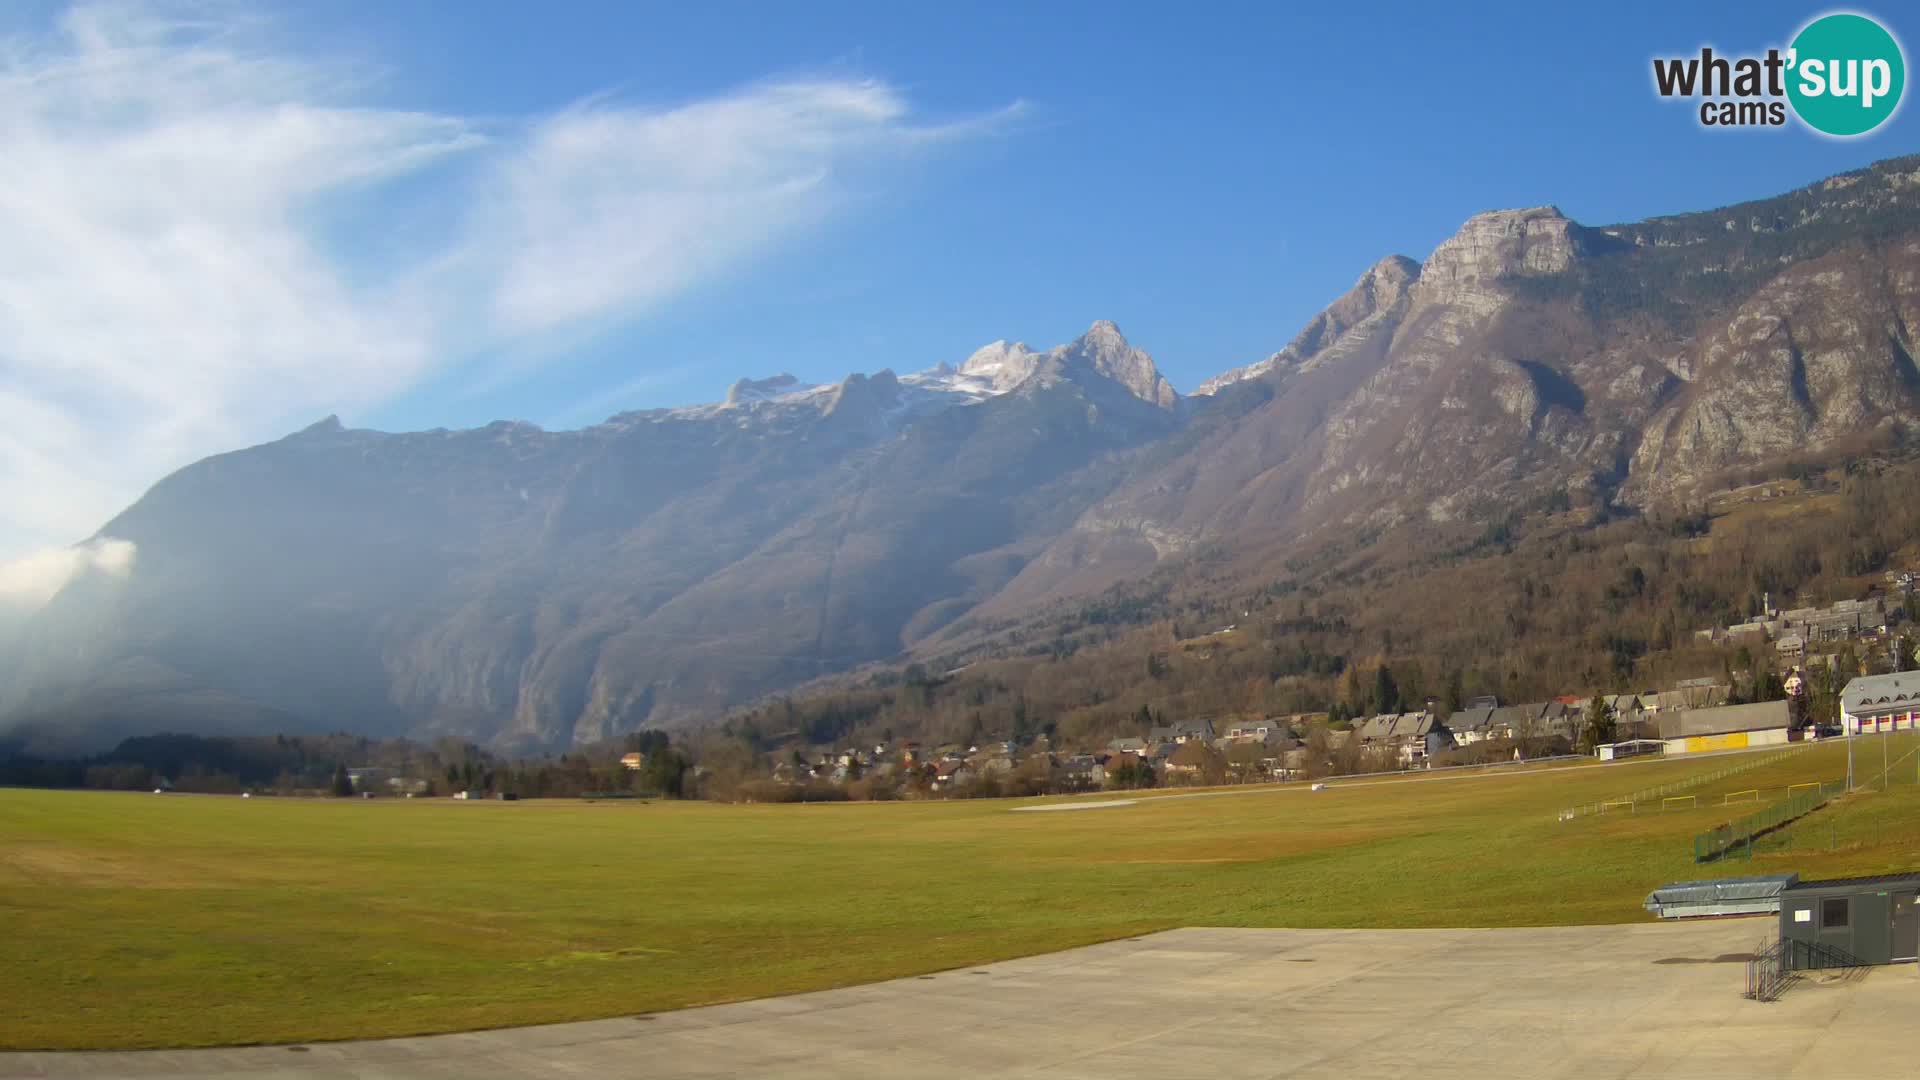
left=1333, top=752, right=1589, bottom=783
left=1785, top=937, right=1867, bottom=974
left=1745, top=941, right=1789, bottom=1002
left=1745, top=938, right=1866, bottom=1002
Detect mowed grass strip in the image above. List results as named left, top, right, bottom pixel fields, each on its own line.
left=4, top=745, right=1919, bottom=1051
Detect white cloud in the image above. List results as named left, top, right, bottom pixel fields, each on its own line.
left=0, top=3, right=1014, bottom=607
left=0, top=537, right=135, bottom=610
left=0, top=3, right=476, bottom=564
left=478, top=81, right=997, bottom=338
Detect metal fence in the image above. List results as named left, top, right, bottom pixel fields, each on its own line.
left=1785, top=937, right=1867, bottom=974
left=1561, top=747, right=1804, bottom=820
left=1746, top=937, right=1866, bottom=1002
left=1745, top=941, right=1788, bottom=1002
left=1692, top=780, right=1845, bottom=862
left=1322, top=752, right=1589, bottom=786
left=1848, top=731, right=1920, bottom=792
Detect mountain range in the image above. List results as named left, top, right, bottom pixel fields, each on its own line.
left=9, top=155, right=1920, bottom=752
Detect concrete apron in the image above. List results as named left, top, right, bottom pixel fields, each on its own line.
left=5, top=920, right=1918, bottom=1079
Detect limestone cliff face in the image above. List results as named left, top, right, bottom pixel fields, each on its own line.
left=1294, top=209, right=1613, bottom=522
left=990, top=156, right=1920, bottom=614
left=1292, top=162, right=1920, bottom=524
left=1625, top=241, right=1920, bottom=502
left=1417, top=207, right=1578, bottom=295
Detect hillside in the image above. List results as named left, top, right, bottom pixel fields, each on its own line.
left=8, top=156, right=1920, bottom=751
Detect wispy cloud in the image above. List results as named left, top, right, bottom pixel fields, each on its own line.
left=483, top=81, right=945, bottom=338
left=544, top=367, right=701, bottom=430
left=0, top=3, right=1016, bottom=606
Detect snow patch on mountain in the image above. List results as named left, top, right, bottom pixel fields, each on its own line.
left=617, top=322, right=1177, bottom=430
left=956, top=339, right=1043, bottom=391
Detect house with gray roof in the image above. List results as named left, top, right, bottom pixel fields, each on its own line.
left=1605, top=694, right=1643, bottom=716
left=1614, top=707, right=1658, bottom=740
left=1356, top=714, right=1399, bottom=744
left=1657, top=679, right=1729, bottom=712
left=1842, top=672, right=1920, bottom=734
left=1146, top=719, right=1216, bottom=745
left=1487, top=705, right=1530, bottom=741
left=1539, top=702, right=1582, bottom=740
left=1224, top=717, right=1288, bottom=741
left=1448, top=706, right=1497, bottom=743
left=1387, top=712, right=1454, bottom=766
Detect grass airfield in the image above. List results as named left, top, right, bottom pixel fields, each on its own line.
left=4, top=736, right=1919, bottom=1050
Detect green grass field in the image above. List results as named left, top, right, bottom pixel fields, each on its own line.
left=5, top=738, right=1920, bottom=1050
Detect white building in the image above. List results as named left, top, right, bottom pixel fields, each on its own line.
left=1597, top=739, right=1664, bottom=761
left=1841, top=672, right=1920, bottom=734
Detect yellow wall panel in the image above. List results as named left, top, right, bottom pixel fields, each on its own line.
left=1683, top=732, right=1750, bottom=753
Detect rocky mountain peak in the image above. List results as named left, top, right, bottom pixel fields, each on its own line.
left=1058, top=321, right=1178, bottom=409
left=952, top=328, right=1174, bottom=408
left=1361, top=254, right=1422, bottom=294
left=1193, top=256, right=1421, bottom=396
left=958, top=340, right=1041, bottom=391
left=1418, top=206, right=1576, bottom=293
left=294, top=414, right=345, bottom=438
left=723, top=374, right=805, bottom=407
left=821, top=369, right=901, bottom=420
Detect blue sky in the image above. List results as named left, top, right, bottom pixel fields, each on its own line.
left=0, top=0, right=1915, bottom=592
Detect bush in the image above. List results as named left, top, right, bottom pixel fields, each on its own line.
left=846, top=776, right=899, bottom=801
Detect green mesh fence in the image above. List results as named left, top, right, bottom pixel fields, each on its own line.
left=1692, top=780, right=1847, bottom=862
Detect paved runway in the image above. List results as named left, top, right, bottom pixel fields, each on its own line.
left=6, top=919, right=1917, bottom=1079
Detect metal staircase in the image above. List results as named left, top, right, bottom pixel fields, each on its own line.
left=1745, top=937, right=1868, bottom=1002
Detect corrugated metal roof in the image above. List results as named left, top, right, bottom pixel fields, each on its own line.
left=1644, top=874, right=1798, bottom=917
left=1785, top=872, right=1920, bottom=891
left=1657, top=700, right=1789, bottom=739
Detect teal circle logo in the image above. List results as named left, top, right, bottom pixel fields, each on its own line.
left=1787, top=13, right=1905, bottom=136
